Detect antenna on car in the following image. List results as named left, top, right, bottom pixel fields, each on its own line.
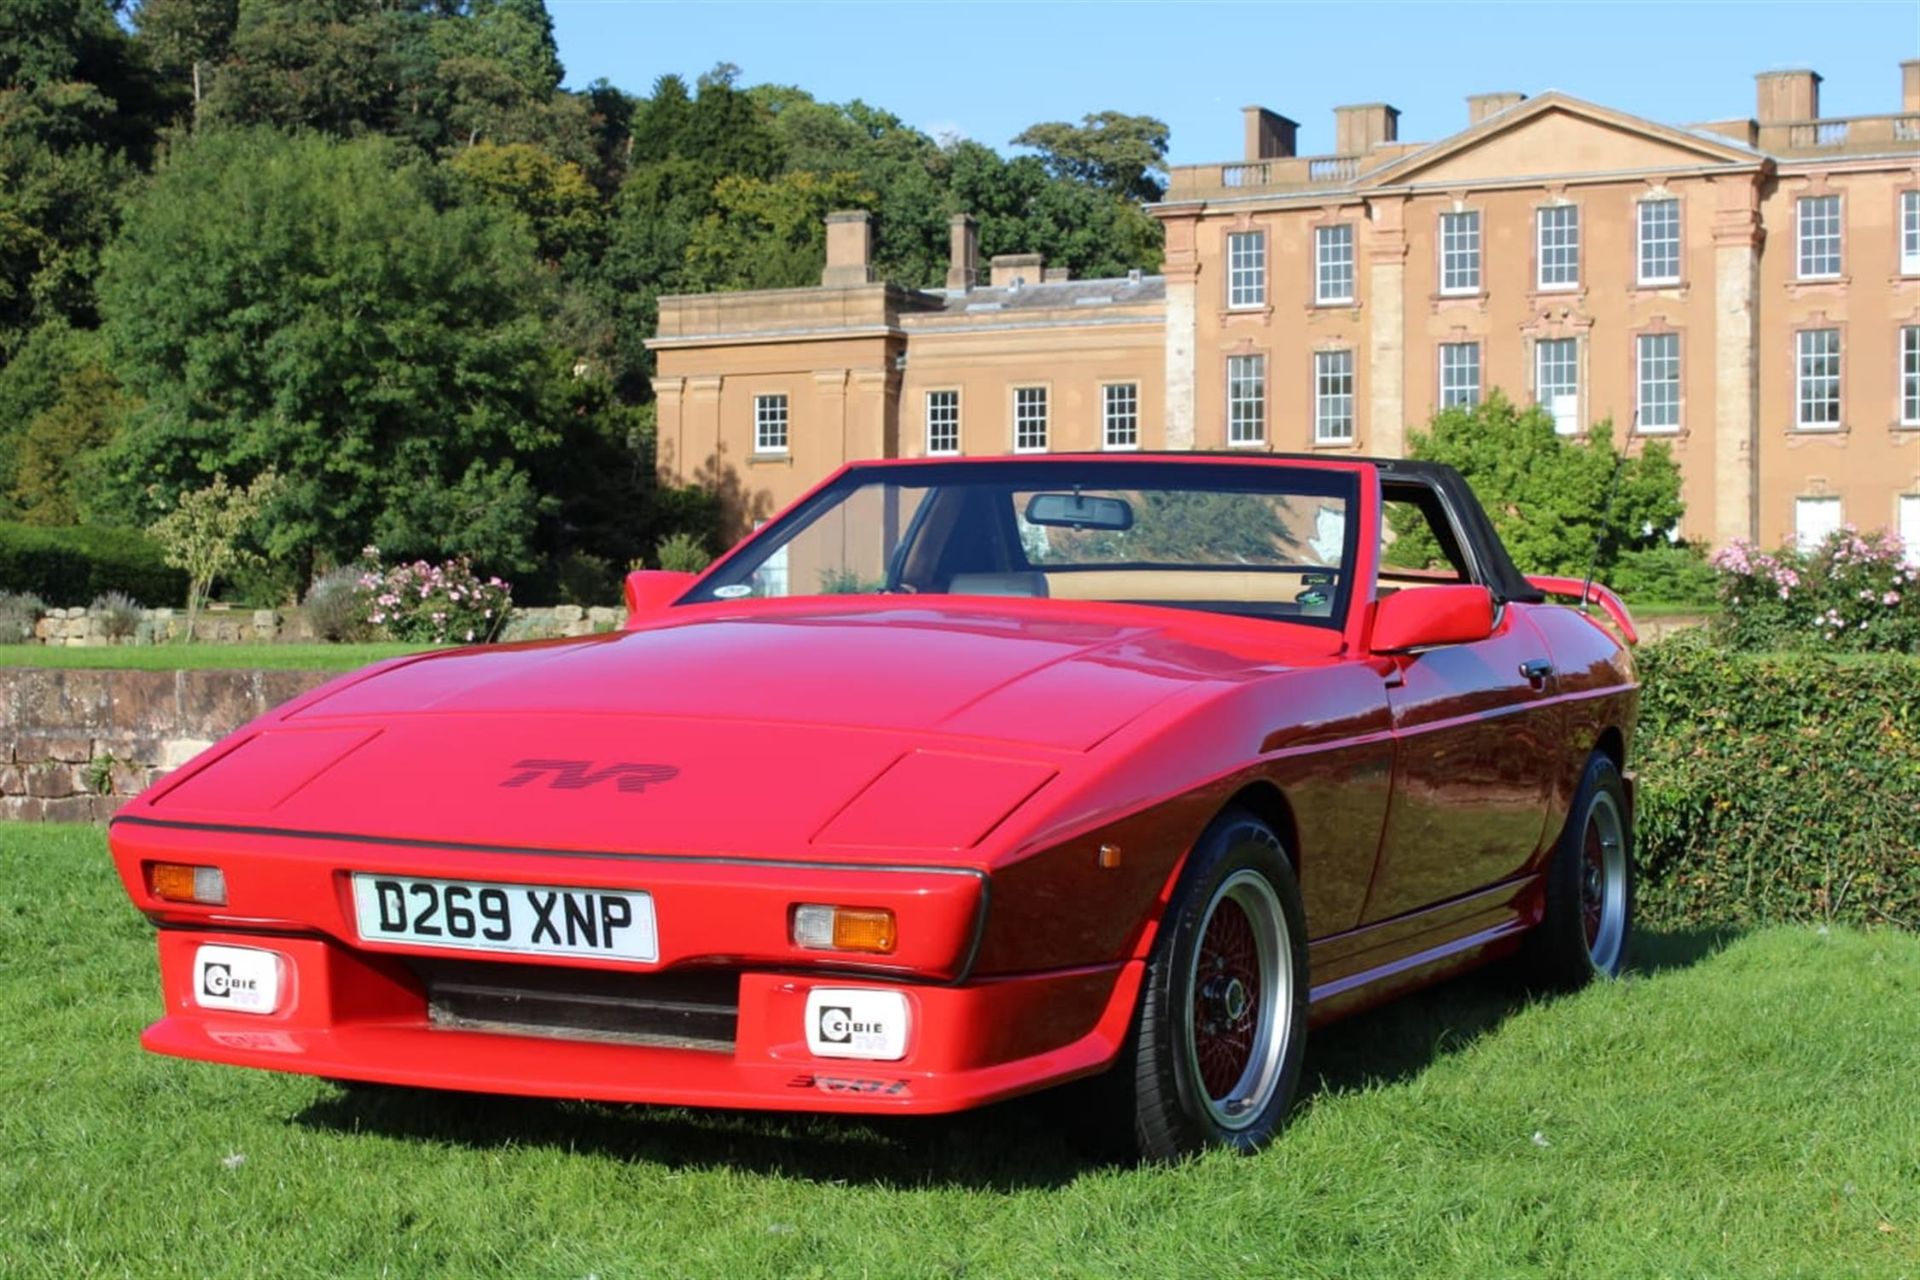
left=1578, top=409, right=1639, bottom=616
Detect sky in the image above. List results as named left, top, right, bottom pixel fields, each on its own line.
left=547, top=1, right=1918, bottom=167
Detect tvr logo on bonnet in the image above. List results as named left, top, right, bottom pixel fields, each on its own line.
left=499, top=759, right=681, bottom=793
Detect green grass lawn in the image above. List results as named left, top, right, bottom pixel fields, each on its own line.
left=0, top=642, right=435, bottom=671
left=3, top=824, right=1915, bottom=1278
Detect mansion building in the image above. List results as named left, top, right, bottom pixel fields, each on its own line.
left=648, top=64, right=1920, bottom=556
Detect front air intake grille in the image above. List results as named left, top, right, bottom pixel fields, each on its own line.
left=412, top=958, right=738, bottom=1052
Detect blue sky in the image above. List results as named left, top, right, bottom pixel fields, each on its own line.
left=548, top=1, right=1916, bottom=166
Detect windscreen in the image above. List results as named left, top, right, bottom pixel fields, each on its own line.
left=683, top=460, right=1360, bottom=628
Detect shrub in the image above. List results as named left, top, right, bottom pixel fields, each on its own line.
left=303, top=568, right=372, bottom=643
left=0, top=522, right=188, bottom=606
left=0, top=591, right=44, bottom=644
left=556, top=551, right=617, bottom=605
left=654, top=532, right=713, bottom=574
left=1609, top=542, right=1718, bottom=608
left=1635, top=632, right=1920, bottom=931
left=359, top=549, right=511, bottom=645
left=90, top=591, right=143, bottom=641
left=145, top=471, right=282, bottom=641
left=1712, top=526, right=1918, bottom=653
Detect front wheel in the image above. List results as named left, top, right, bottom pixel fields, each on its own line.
left=1119, top=809, right=1308, bottom=1161
left=1526, top=752, right=1634, bottom=988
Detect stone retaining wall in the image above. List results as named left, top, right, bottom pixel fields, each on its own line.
left=0, top=667, right=334, bottom=821
left=18, top=602, right=626, bottom=647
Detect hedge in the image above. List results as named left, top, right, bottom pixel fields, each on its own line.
left=1635, top=632, right=1920, bottom=930
left=0, top=522, right=188, bottom=607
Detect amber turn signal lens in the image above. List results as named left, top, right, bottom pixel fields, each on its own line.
left=791, top=904, right=896, bottom=954
left=150, top=862, right=227, bottom=906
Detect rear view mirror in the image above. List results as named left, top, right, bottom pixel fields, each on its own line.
left=1371, top=584, right=1495, bottom=652
left=1024, top=492, right=1134, bottom=531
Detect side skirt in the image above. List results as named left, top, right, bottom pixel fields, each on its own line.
left=1305, top=875, right=1540, bottom=1027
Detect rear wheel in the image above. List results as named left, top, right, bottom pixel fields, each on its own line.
left=1526, top=752, right=1634, bottom=988
left=1116, top=809, right=1308, bottom=1161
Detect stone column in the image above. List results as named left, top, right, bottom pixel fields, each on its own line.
left=683, top=375, right=723, bottom=489
left=1711, top=176, right=1763, bottom=545
left=1160, top=213, right=1199, bottom=449
left=812, top=368, right=849, bottom=466
left=650, top=376, right=686, bottom=485
left=1366, top=196, right=1409, bottom=456
left=847, top=367, right=896, bottom=461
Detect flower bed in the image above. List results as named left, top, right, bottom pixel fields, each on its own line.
left=1711, top=526, right=1917, bottom=653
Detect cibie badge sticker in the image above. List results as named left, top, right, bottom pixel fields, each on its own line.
left=804, top=988, right=909, bottom=1061
left=192, top=945, right=283, bottom=1015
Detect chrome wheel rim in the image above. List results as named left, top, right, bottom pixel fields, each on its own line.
left=1580, top=790, right=1628, bottom=974
left=1185, top=869, right=1291, bottom=1130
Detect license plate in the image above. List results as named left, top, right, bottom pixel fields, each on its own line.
left=350, top=874, right=658, bottom=963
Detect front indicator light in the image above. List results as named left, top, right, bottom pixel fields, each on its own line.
left=792, top=904, right=896, bottom=954
left=151, top=862, right=227, bottom=906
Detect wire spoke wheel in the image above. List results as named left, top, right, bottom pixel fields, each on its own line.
left=1184, top=869, right=1291, bottom=1131
left=1580, top=790, right=1628, bottom=974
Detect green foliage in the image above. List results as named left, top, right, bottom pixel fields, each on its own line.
left=447, top=140, right=602, bottom=263
left=684, top=170, right=876, bottom=291
left=653, top=530, right=713, bottom=573
left=0, top=589, right=43, bottom=643
left=0, top=82, right=135, bottom=349
left=12, top=359, right=127, bottom=525
left=0, top=522, right=187, bottom=606
left=1608, top=542, right=1718, bottom=607
left=1636, top=633, right=1920, bottom=930
left=1012, top=110, right=1170, bottom=202
left=99, top=129, right=563, bottom=575
left=1396, top=391, right=1685, bottom=578
left=301, top=567, right=372, bottom=643
left=88, top=590, right=142, bottom=640
left=554, top=550, right=615, bottom=605
left=1709, top=528, right=1919, bottom=653
left=145, top=470, right=283, bottom=634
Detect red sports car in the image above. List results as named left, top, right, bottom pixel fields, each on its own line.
left=109, top=454, right=1639, bottom=1159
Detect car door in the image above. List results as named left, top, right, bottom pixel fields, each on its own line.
left=1359, top=484, right=1559, bottom=923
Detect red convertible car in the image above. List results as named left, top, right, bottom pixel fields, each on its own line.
left=109, top=454, right=1638, bottom=1159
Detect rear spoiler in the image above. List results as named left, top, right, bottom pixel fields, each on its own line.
left=1523, top=575, right=1639, bottom=647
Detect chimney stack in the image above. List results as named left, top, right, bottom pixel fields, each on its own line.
left=945, top=213, right=978, bottom=292
left=1467, top=92, right=1526, bottom=126
left=1903, top=60, right=1920, bottom=113
left=821, top=210, right=874, bottom=288
left=1241, top=106, right=1299, bottom=160
left=1755, top=69, right=1821, bottom=123
left=989, top=253, right=1043, bottom=289
left=1333, top=103, right=1399, bottom=154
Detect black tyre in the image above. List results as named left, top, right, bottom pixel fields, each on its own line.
left=1525, top=752, right=1634, bottom=989
left=1117, top=808, right=1309, bottom=1161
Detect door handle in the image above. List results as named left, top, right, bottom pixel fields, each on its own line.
left=1519, top=658, right=1554, bottom=684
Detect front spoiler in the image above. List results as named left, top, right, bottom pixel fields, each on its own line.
left=143, top=927, right=1144, bottom=1114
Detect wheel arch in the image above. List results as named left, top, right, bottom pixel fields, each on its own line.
left=1223, top=781, right=1300, bottom=875
left=1594, top=725, right=1626, bottom=770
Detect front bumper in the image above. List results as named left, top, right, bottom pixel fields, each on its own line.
left=144, top=928, right=1141, bottom=1113
left=111, top=818, right=1141, bottom=1113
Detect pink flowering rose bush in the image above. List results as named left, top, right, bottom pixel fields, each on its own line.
left=356, top=548, right=511, bottom=645
left=1712, top=526, right=1918, bottom=653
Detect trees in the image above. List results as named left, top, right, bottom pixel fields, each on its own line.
left=1, top=12, right=1171, bottom=604
left=99, top=129, right=569, bottom=578
left=1012, top=111, right=1170, bottom=203
left=1395, top=391, right=1687, bottom=579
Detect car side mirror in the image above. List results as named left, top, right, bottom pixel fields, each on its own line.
left=1371, top=584, right=1495, bottom=652
left=622, top=570, right=697, bottom=624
